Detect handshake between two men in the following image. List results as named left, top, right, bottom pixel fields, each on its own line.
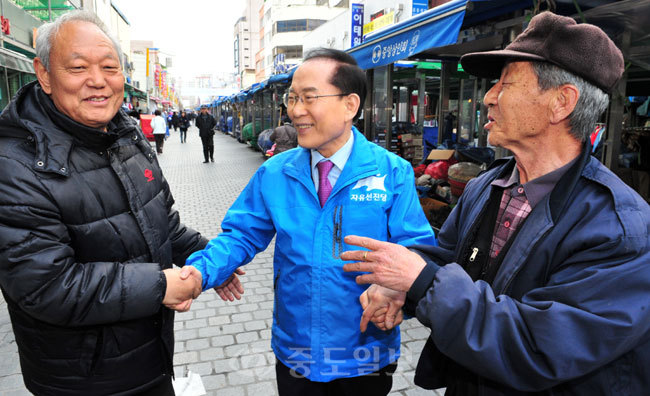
left=157, top=233, right=421, bottom=333
left=162, top=266, right=246, bottom=311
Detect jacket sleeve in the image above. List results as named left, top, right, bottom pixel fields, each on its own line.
left=0, top=158, right=165, bottom=327
left=185, top=166, right=276, bottom=290
left=415, top=210, right=650, bottom=391
left=386, top=160, right=437, bottom=247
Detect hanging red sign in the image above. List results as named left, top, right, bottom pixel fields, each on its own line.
left=1, top=16, right=11, bottom=35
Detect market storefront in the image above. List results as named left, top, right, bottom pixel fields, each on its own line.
left=0, top=47, right=36, bottom=109
left=346, top=0, right=650, bottom=227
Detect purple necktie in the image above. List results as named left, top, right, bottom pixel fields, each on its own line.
left=317, top=160, right=334, bottom=207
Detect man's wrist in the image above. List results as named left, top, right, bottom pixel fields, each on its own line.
left=404, top=251, right=440, bottom=316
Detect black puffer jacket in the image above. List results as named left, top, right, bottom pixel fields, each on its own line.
left=269, top=123, right=298, bottom=154
left=0, top=82, right=208, bottom=395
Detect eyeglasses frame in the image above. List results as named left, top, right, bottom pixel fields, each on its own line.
left=283, top=92, right=349, bottom=107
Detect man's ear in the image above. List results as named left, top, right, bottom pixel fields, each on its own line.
left=549, top=84, right=579, bottom=124
left=33, top=57, right=52, bottom=94
left=344, top=93, right=360, bottom=123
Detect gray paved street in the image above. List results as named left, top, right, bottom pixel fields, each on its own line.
left=0, top=125, right=442, bottom=395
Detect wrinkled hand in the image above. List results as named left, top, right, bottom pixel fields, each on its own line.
left=359, top=284, right=405, bottom=332
left=163, top=267, right=202, bottom=311
left=214, top=268, right=246, bottom=301
left=341, top=235, right=426, bottom=292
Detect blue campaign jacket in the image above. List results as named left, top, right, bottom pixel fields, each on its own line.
left=409, top=148, right=650, bottom=395
left=187, top=127, right=436, bottom=381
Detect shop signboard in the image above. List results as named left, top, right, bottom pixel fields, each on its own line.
left=412, top=0, right=428, bottom=16
left=1, top=16, right=10, bottom=35
left=348, top=0, right=467, bottom=70
left=363, top=11, right=394, bottom=37
left=351, top=3, right=364, bottom=47
left=274, top=53, right=286, bottom=73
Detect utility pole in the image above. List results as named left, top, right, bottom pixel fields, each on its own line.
left=146, top=47, right=150, bottom=113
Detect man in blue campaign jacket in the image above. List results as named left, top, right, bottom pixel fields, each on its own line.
left=342, top=12, right=650, bottom=395
left=185, top=48, right=435, bottom=395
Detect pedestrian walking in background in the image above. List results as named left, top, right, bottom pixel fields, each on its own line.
left=171, top=111, right=180, bottom=132
left=166, top=110, right=173, bottom=130
left=0, top=10, right=224, bottom=395
left=150, top=109, right=167, bottom=154
left=183, top=48, right=436, bottom=396
left=342, top=12, right=650, bottom=395
left=195, top=105, right=216, bottom=162
left=269, top=121, right=298, bottom=155
left=179, top=110, right=190, bottom=143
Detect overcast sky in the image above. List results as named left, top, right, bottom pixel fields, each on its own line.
left=111, top=0, right=246, bottom=78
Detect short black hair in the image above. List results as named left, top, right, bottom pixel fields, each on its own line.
left=154, top=109, right=161, bottom=116
left=303, top=48, right=367, bottom=122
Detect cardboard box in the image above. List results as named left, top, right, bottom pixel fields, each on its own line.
left=427, top=149, right=455, bottom=161
left=403, top=138, right=423, bottom=147
left=400, top=133, right=413, bottom=141
left=419, top=197, right=449, bottom=223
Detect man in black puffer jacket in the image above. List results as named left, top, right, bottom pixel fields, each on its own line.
left=195, top=106, right=216, bottom=163
left=0, top=10, right=237, bottom=396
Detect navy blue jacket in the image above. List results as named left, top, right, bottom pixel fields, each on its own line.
left=408, top=147, right=650, bottom=395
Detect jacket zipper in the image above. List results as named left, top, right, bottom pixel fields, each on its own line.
left=457, top=197, right=492, bottom=265
left=332, top=205, right=343, bottom=259
left=273, top=269, right=280, bottom=322
left=469, top=247, right=479, bottom=262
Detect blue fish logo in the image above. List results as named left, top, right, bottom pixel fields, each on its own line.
left=352, top=175, right=387, bottom=192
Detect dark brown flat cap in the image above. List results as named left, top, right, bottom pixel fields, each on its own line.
left=460, top=11, right=624, bottom=93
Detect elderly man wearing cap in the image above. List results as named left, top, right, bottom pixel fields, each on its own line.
left=341, top=11, right=650, bottom=395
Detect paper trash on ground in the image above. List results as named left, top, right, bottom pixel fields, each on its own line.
left=172, top=371, right=206, bottom=396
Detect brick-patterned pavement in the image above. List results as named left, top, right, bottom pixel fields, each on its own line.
left=0, top=126, right=442, bottom=395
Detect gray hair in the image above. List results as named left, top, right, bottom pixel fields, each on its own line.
left=531, top=61, right=609, bottom=142
left=35, top=10, right=123, bottom=71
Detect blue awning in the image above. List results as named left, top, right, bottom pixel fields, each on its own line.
left=348, top=0, right=467, bottom=70
left=268, top=73, right=290, bottom=84
left=236, top=91, right=248, bottom=102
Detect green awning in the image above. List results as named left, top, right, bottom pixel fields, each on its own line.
left=125, top=82, right=147, bottom=99
left=0, top=48, right=34, bottom=73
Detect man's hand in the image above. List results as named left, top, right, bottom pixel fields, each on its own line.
left=214, top=268, right=246, bottom=302
left=162, top=267, right=202, bottom=309
left=359, top=284, right=405, bottom=332
left=341, top=235, right=426, bottom=292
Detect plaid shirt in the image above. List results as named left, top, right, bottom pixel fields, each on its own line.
left=489, top=158, right=579, bottom=260
left=490, top=184, right=531, bottom=258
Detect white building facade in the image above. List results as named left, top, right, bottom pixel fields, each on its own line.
left=258, top=0, right=347, bottom=80
left=234, top=0, right=262, bottom=90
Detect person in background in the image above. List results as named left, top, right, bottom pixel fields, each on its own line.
left=179, top=110, right=190, bottom=143
left=0, top=10, right=239, bottom=396
left=127, top=108, right=141, bottom=124
left=150, top=109, right=167, bottom=154
left=195, top=105, right=216, bottom=163
left=183, top=48, right=436, bottom=396
left=342, top=11, right=650, bottom=395
left=269, top=120, right=298, bottom=155
left=171, top=111, right=180, bottom=132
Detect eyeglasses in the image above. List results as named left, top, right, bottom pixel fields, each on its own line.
left=283, top=92, right=348, bottom=107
